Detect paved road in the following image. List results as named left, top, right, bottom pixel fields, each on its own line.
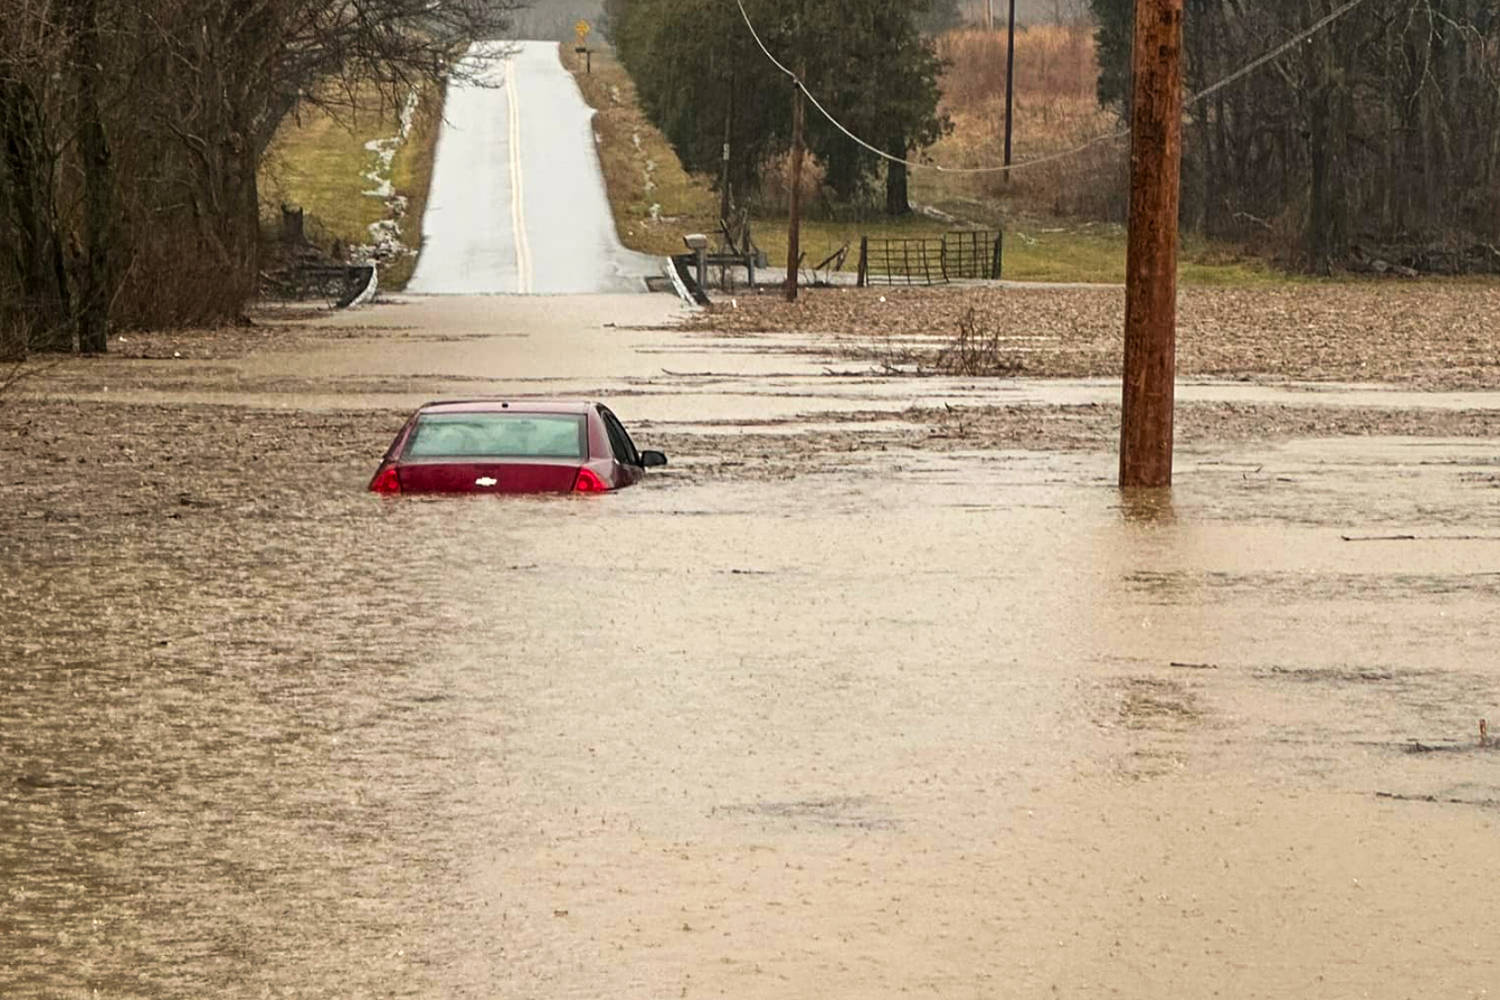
left=406, top=41, right=660, bottom=295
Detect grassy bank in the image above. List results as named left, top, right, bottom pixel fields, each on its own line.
left=564, top=44, right=719, bottom=256
left=259, top=83, right=443, bottom=291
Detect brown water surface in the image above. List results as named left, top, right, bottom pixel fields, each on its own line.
left=3, top=296, right=1498, bottom=998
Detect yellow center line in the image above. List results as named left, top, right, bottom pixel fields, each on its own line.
left=506, top=56, right=533, bottom=294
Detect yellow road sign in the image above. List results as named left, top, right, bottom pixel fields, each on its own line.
left=575, top=19, right=591, bottom=41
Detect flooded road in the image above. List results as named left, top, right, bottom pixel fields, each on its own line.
left=4, top=295, right=1499, bottom=998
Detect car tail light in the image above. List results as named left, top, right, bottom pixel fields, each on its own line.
left=573, top=467, right=608, bottom=493
left=370, top=464, right=401, bottom=494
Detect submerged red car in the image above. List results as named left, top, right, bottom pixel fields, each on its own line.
left=368, top=399, right=667, bottom=495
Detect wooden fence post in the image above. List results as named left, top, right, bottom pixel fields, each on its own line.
left=857, top=236, right=868, bottom=287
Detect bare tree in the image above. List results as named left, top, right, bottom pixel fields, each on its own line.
left=0, top=0, right=521, bottom=351
left=1098, top=0, right=1500, bottom=271
left=1, top=0, right=73, bottom=355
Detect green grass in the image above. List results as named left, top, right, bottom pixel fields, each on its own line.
left=999, top=222, right=1293, bottom=285
left=749, top=215, right=951, bottom=275
left=259, top=84, right=442, bottom=291
left=1001, top=225, right=1125, bottom=282
left=746, top=214, right=1285, bottom=286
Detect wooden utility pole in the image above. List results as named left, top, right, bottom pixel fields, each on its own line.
left=785, top=58, right=806, bottom=303
left=1118, top=0, right=1184, bottom=488
left=720, top=72, right=734, bottom=226
left=1002, top=0, right=1016, bottom=181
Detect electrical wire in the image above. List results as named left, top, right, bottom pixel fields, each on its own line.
left=1186, top=0, right=1372, bottom=106
left=734, top=0, right=1376, bottom=175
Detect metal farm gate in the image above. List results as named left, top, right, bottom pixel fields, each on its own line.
left=856, top=230, right=1003, bottom=287
left=858, top=237, right=946, bottom=286
left=941, top=230, right=1004, bottom=280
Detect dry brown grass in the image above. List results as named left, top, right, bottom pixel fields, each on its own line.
left=936, top=25, right=1097, bottom=105
left=754, top=150, right=828, bottom=217
left=1, top=314, right=32, bottom=363
left=929, top=96, right=1125, bottom=218
left=915, top=24, right=1127, bottom=223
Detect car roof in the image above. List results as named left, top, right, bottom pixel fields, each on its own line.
left=417, top=399, right=596, bottom=415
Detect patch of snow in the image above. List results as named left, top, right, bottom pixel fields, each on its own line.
left=355, top=89, right=422, bottom=269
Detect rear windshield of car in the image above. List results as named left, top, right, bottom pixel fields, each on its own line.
left=403, top=412, right=587, bottom=460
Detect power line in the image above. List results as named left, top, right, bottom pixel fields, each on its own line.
left=1188, top=0, right=1372, bottom=106
left=734, top=0, right=1375, bottom=176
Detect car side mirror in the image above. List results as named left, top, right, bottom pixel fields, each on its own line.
left=639, top=450, right=668, bottom=468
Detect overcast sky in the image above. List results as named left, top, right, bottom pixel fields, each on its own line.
left=508, top=1, right=602, bottom=40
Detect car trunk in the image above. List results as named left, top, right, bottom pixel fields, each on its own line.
left=397, top=459, right=581, bottom=494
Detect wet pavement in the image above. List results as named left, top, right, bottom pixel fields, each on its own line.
left=3, top=294, right=1499, bottom=998
left=406, top=44, right=661, bottom=295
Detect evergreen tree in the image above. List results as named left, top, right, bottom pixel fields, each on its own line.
left=610, top=0, right=949, bottom=215
left=1089, top=0, right=1131, bottom=109
left=804, top=0, right=950, bottom=212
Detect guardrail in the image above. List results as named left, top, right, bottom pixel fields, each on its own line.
left=261, top=263, right=377, bottom=308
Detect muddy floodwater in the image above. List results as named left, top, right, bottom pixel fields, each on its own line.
left=4, top=295, right=1499, bottom=998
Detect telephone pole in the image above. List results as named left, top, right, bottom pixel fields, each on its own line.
left=785, top=58, right=806, bottom=303
left=1118, top=0, right=1184, bottom=488
left=721, top=72, right=734, bottom=226
left=1002, top=0, right=1016, bottom=180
